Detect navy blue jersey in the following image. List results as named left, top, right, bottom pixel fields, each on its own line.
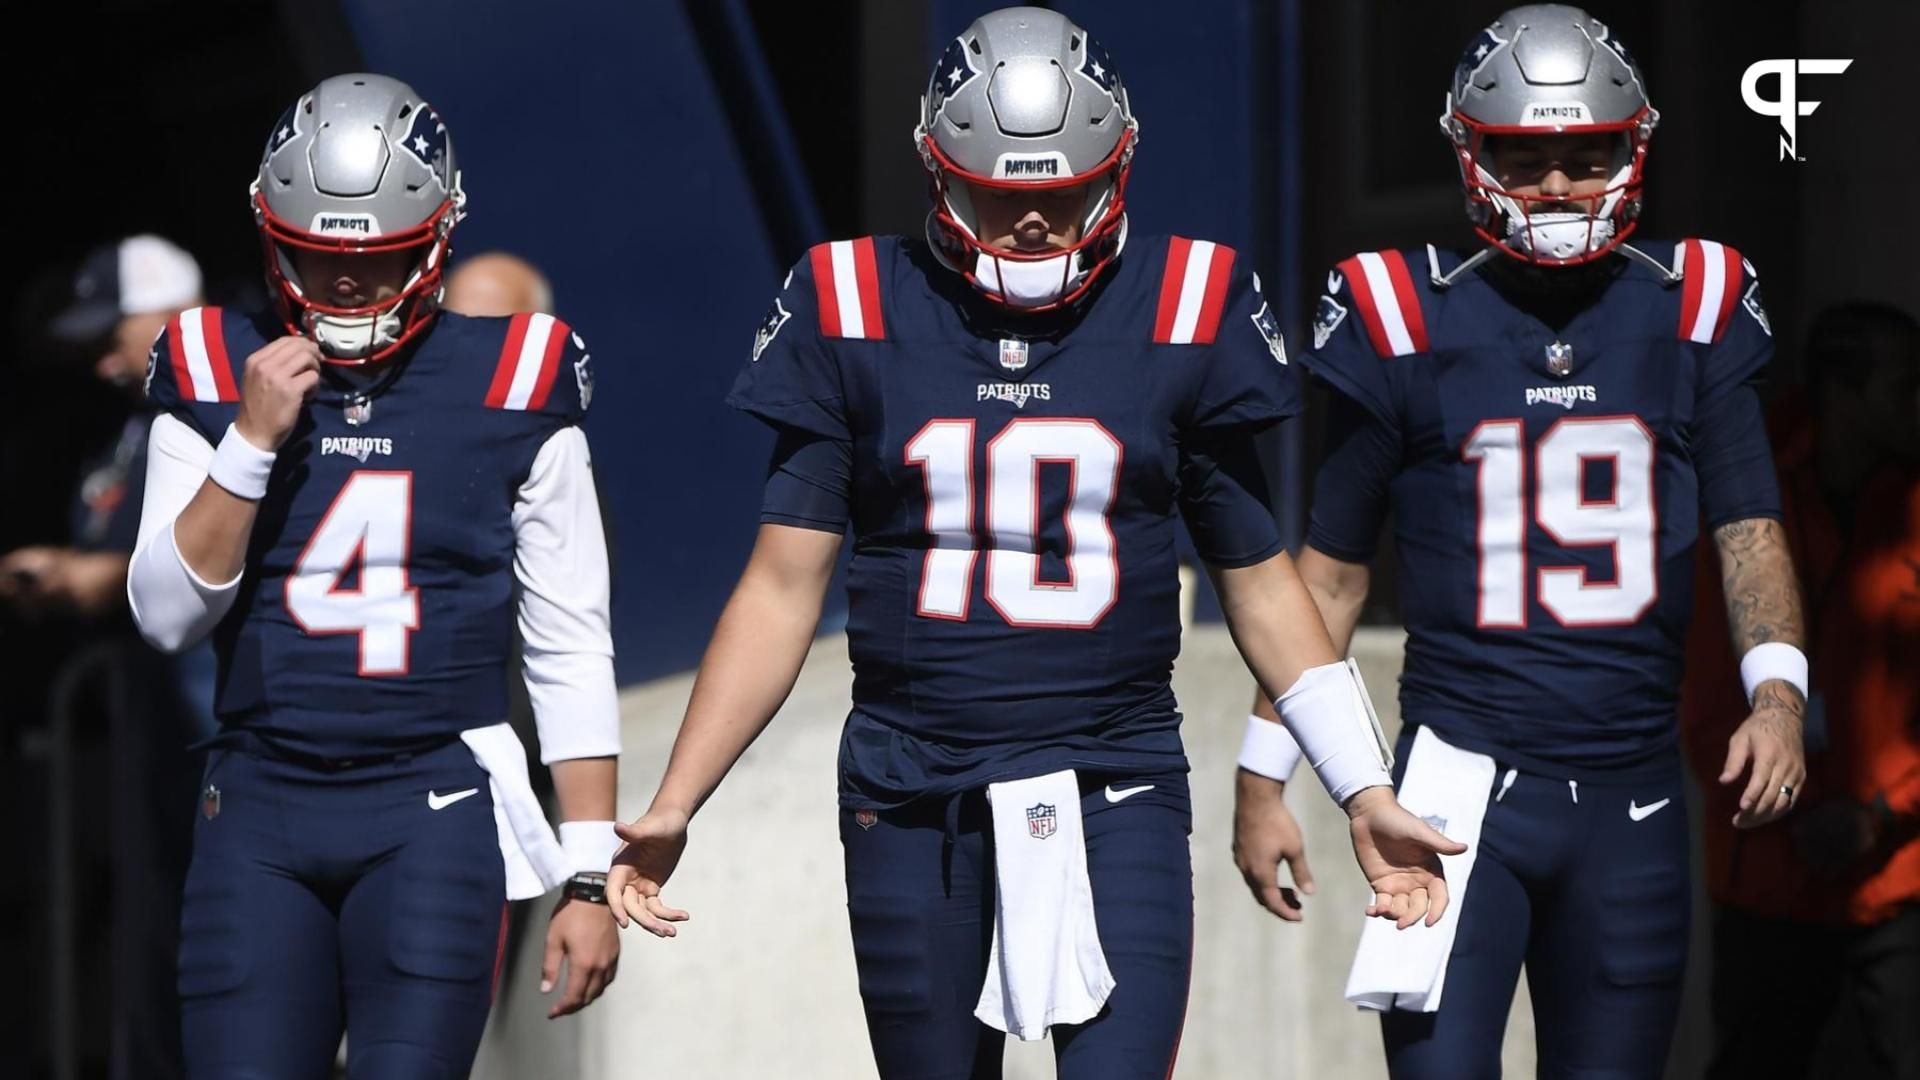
left=146, top=307, right=593, bottom=758
left=1304, top=240, right=1779, bottom=778
left=730, top=236, right=1297, bottom=805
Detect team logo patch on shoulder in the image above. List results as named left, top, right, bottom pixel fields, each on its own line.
left=1312, top=292, right=1349, bottom=351
left=1250, top=300, right=1287, bottom=364
left=751, top=298, right=791, bottom=362
left=572, top=332, right=594, bottom=410
left=1741, top=279, right=1772, bottom=337
left=1026, top=803, right=1057, bottom=840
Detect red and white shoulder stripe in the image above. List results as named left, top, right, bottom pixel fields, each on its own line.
left=1152, top=237, right=1236, bottom=345
left=164, top=307, right=240, bottom=403
left=808, top=238, right=886, bottom=340
left=1335, top=250, right=1429, bottom=358
left=1676, top=238, right=1745, bottom=345
left=485, top=312, right=572, bottom=411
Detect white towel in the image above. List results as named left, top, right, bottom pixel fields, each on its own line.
left=973, top=770, right=1116, bottom=1040
left=461, top=722, right=573, bottom=901
left=1344, top=726, right=1496, bottom=1013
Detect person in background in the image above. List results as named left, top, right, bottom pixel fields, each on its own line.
left=1682, top=300, right=1920, bottom=1080
left=0, top=233, right=208, bottom=1080
left=444, top=252, right=553, bottom=318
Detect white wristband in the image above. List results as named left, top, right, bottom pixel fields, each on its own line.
left=206, top=424, right=277, bottom=500
left=559, top=819, right=621, bottom=875
left=1739, top=642, right=1809, bottom=706
left=1275, top=659, right=1395, bottom=806
left=1238, top=713, right=1303, bottom=782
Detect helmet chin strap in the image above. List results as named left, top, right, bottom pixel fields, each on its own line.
left=309, top=306, right=407, bottom=361
left=972, top=250, right=1086, bottom=308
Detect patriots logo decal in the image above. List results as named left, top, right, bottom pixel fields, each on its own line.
left=1081, top=36, right=1122, bottom=97
left=1455, top=26, right=1509, bottom=86
left=1313, top=293, right=1349, bottom=351
left=262, top=103, right=301, bottom=165
left=1250, top=300, right=1287, bottom=365
left=927, top=37, right=980, bottom=120
left=751, top=298, right=791, bottom=362
left=400, top=103, right=452, bottom=189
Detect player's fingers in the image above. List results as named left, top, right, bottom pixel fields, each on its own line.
left=1285, top=847, right=1317, bottom=896
left=1261, top=882, right=1303, bottom=922
left=1397, top=888, right=1429, bottom=930
left=1389, top=892, right=1413, bottom=928
left=578, top=965, right=610, bottom=1012
left=1719, top=730, right=1751, bottom=785
left=644, top=894, right=690, bottom=923
left=613, top=819, right=654, bottom=844
left=1370, top=891, right=1393, bottom=918
left=1415, top=819, right=1468, bottom=857
left=550, top=955, right=592, bottom=1018
left=1426, top=875, right=1451, bottom=927
left=1739, top=741, right=1778, bottom=813
left=606, top=868, right=635, bottom=928
left=539, top=928, right=563, bottom=994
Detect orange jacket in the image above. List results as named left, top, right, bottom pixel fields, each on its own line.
left=1680, top=402, right=1920, bottom=926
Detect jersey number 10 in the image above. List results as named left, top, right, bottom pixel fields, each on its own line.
left=1463, top=415, right=1657, bottom=629
left=905, top=417, right=1121, bottom=629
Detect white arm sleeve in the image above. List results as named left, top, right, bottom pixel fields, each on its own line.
left=515, top=426, right=621, bottom=764
left=127, top=413, right=243, bottom=654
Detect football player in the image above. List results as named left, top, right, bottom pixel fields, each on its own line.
left=1231, top=7, right=1808, bottom=1077
left=608, top=9, right=1459, bottom=1077
left=127, top=74, right=622, bottom=1077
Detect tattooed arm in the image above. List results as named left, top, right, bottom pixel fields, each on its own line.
left=1711, top=516, right=1809, bottom=829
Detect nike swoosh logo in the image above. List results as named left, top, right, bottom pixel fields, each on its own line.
left=1628, top=797, right=1671, bottom=822
left=1104, top=784, right=1155, bottom=804
left=427, top=788, right=480, bottom=811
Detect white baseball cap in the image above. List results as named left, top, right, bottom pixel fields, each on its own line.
left=49, top=234, right=203, bottom=344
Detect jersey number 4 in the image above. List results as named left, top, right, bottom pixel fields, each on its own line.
left=1463, top=416, right=1657, bottom=628
left=905, top=417, right=1120, bottom=629
left=284, top=471, right=419, bottom=675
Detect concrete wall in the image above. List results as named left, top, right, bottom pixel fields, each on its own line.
left=477, top=626, right=1554, bottom=1077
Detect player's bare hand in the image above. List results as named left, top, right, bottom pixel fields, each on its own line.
left=1719, top=681, right=1806, bottom=829
left=608, top=808, right=691, bottom=937
left=1233, top=768, right=1315, bottom=921
left=542, top=893, right=620, bottom=1019
left=234, top=336, right=322, bottom=450
left=1345, top=786, right=1467, bottom=929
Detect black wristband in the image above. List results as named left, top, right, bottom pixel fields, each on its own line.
left=563, top=871, right=608, bottom=905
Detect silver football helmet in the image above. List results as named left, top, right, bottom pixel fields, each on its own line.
left=252, top=74, right=466, bottom=362
left=916, top=6, right=1138, bottom=309
left=1440, top=4, right=1657, bottom=265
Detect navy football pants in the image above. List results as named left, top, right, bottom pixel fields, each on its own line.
left=1382, top=732, right=1691, bottom=1080
left=178, top=736, right=506, bottom=1079
left=841, top=771, right=1193, bottom=1079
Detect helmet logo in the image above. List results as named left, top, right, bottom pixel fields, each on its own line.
left=309, top=212, right=381, bottom=237
left=400, top=104, right=452, bottom=189
left=1081, top=38, right=1121, bottom=97
left=928, top=37, right=981, bottom=121
left=1455, top=26, right=1510, bottom=86
left=263, top=103, right=302, bottom=165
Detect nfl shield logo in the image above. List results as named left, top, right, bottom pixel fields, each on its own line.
left=854, top=809, right=877, bottom=831
left=999, top=338, right=1029, bottom=372
left=1545, top=341, right=1575, bottom=378
left=1026, top=802, right=1057, bottom=840
left=201, top=784, right=221, bottom=821
left=343, top=394, right=373, bottom=426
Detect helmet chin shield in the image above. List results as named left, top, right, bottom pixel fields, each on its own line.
left=916, top=7, right=1138, bottom=311
left=1440, top=5, right=1657, bottom=267
left=253, top=73, right=466, bottom=364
